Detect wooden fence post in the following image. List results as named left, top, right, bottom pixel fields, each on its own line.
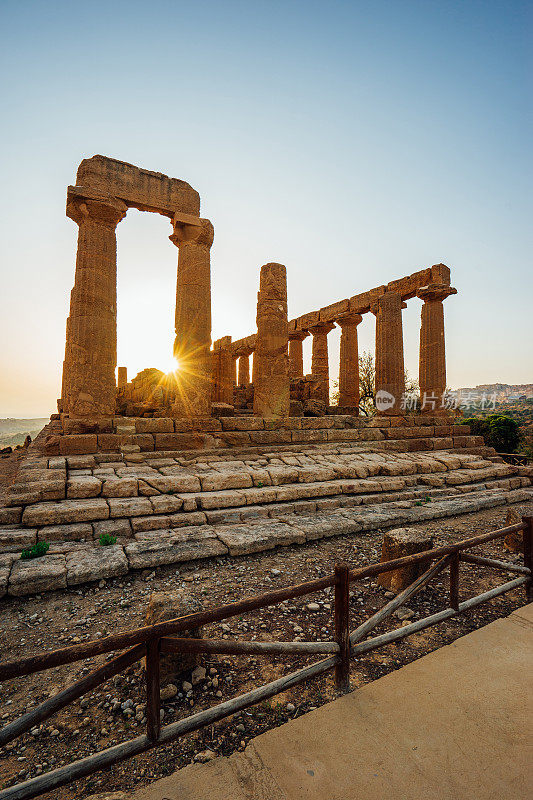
left=146, top=637, right=161, bottom=741
left=334, top=564, right=350, bottom=693
left=521, top=516, right=533, bottom=601
left=449, top=552, right=460, bottom=611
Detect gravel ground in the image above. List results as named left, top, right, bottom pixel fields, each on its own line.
left=0, top=498, right=531, bottom=799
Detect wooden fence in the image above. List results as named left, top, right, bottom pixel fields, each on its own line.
left=0, top=516, right=531, bottom=800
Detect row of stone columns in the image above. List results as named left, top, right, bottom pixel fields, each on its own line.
left=62, top=187, right=454, bottom=423
left=232, top=283, right=456, bottom=415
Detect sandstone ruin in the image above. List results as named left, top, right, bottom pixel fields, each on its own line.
left=0, top=155, right=531, bottom=597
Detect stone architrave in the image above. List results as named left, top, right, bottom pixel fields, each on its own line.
left=371, top=292, right=406, bottom=415
left=117, top=367, right=128, bottom=389
left=417, top=283, right=457, bottom=412
left=212, top=336, right=233, bottom=405
left=61, top=188, right=127, bottom=420
left=288, top=331, right=308, bottom=378
left=309, top=322, right=335, bottom=407
left=337, top=312, right=362, bottom=408
left=169, top=217, right=214, bottom=417
left=253, top=263, right=289, bottom=418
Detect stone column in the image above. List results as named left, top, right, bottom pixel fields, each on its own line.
left=417, top=283, right=457, bottom=411
left=371, top=292, right=406, bottom=414
left=288, top=331, right=308, bottom=378
left=61, top=189, right=127, bottom=420
left=337, top=313, right=363, bottom=409
left=237, top=350, right=252, bottom=386
left=309, top=322, right=335, bottom=407
left=212, top=336, right=233, bottom=405
left=169, top=217, right=214, bottom=417
left=253, top=263, right=289, bottom=418
left=117, top=367, right=128, bottom=389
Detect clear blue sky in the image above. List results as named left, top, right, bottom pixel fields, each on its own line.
left=0, top=0, right=531, bottom=416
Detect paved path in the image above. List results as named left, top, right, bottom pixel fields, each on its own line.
left=133, top=604, right=533, bottom=800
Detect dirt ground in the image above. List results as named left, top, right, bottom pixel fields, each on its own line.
left=0, top=487, right=531, bottom=799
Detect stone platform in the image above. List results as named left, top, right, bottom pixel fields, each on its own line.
left=0, top=415, right=531, bottom=597
left=44, top=413, right=484, bottom=456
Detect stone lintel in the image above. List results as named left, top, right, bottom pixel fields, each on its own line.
left=296, top=310, right=320, bottom=330
left=319, top=298, right=349, bottom=323
left=213, top=336, right=232, bottom=351
left=231, top=334, right=256, bottom=354
left=349, top=286, right=386, bottom=314
left=75, top=155, right=200, bottom=218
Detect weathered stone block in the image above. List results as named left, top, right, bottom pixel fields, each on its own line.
left=145, top=589, right=204, bottom=679
left=66, top=545, right=128, bottom=585
left=200, top=472, right=253, bottom=492
left=101, top=477, right=139, bottom=497
left=59, top=435, right=98, bottom=455
left=125, top=529, right=227, bottom=568
left=144, top=475, right=201, bottom=493
left=9, top=555, right=67, bottom=596
left=22, top=499, right=110, bottom=526
left=67, top=476, right=102, bottom=499
left=220, top=432, right=252, bottom=447
left=108, top=497, right=153, bottom=518
left=38, top=523, right=93, bottom=542
left=135, top=418, right=174, bottom=433
left=0, top=507, right=22, bottom=525
left=93, top=518, right=132, bottom=539
left=0, top=529, right=37, bottom=552
left=199, top=490, right=245, bottom=510
left=97, top=434, right=121, bottom=452
left=377, top=528, right=433, bottom=591
left=220, top=417, right=264, bottom=431
left=249, top=430, right=292, bottom=445
left=150, top=495, right=184, bottom=514
left=216, top=521, right=305, bottom=556
left=154, top=433, right=205, bottom=450
left=132, top=434, right=155, bottom=451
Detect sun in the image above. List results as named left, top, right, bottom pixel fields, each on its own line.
left=159, top=355, right=180, bottom=375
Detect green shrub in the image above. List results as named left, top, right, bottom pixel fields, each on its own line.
left=20, top=541, right=49, bottom=560
left=99, top=533, right=117, bottom=546
left=461, top=414, right=520, bottom=453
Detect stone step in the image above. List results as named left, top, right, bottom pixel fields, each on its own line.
left=1, top=487, right=530, bottom=597
left=3, top=474, right=529, bottom=549
left=5, top=448, right=513, bottom=508
left=12, top=462, right=519, bottom=525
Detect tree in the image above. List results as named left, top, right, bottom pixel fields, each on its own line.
left=358, top=351, right=376, bottom=415
left=461, top=414, right=520, bottom=453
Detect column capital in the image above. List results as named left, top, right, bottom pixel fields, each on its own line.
left=66, top=186, right=127, bottom=228
left=336, top=312, right=363, bottom=328
left=417, top=284, right=457, bottom=303
left=169, top=217, right=214, bottom=248
left=308, top=321, right=336, bottom=336
left=288, top=330, right=309, bottom=342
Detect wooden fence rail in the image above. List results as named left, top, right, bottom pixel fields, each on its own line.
left=0, top=515, right=531, bottom=800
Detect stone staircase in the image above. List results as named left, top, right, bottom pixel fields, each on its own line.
left=1, top=416, right=531, bottom=597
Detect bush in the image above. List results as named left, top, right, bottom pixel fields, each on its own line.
left=99, top=533, right=117, bottom=546
left=21, top=541, right=49, bottom=560
left=461, top=414, right=520, bottom=453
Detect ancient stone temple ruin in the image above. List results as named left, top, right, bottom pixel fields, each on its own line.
left=0, top=155, right=531, bottom=597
